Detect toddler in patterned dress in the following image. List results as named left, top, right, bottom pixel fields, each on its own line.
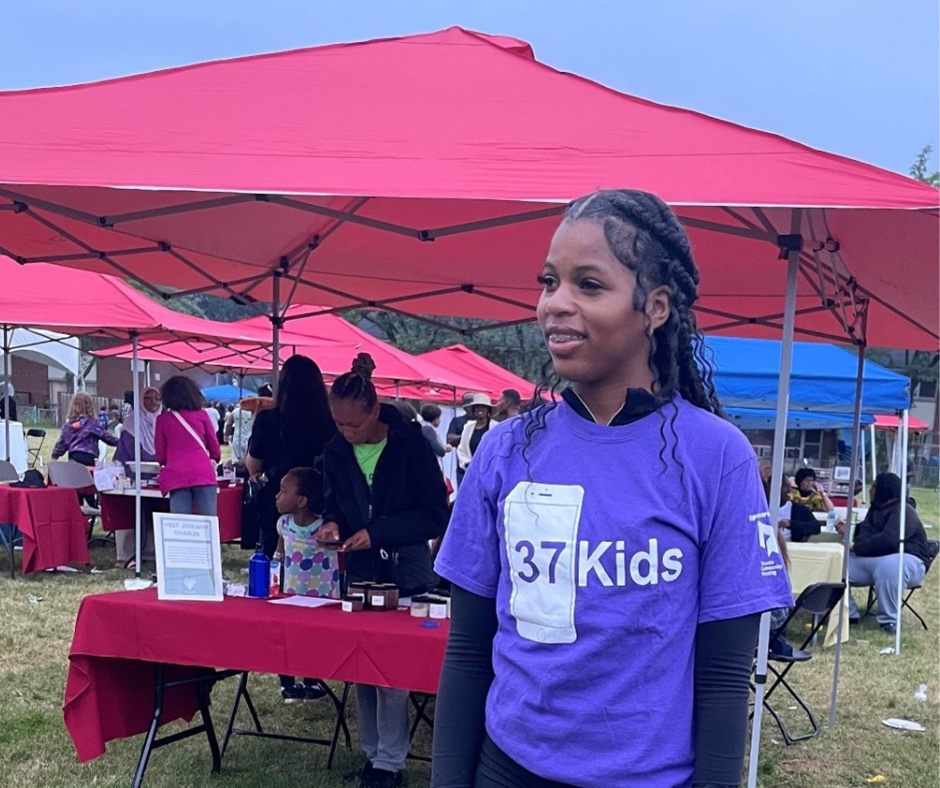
left=272, top=467, right=331, bottom=703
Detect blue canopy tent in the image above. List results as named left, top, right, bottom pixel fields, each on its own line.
left=724, top=407, right=874, bottom=432
left=201, top=384, right=252, bottom=405
left=707, top=336, right=911, bottom=414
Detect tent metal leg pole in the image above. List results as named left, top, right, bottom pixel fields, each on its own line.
left=2, top=325, right=10, bottom=462
left=829, top=343, right=866, bottom=723
left=271, top=273, right=281, bottom=397
left=124, top=334, right=151, bottom=591
left=133, top=334, right=142, bottom=580
left=869, top=423, right=877, bottom=498
left=895, top=409, right=910, bottom=655
left=746, top=613, right=772, bottom=788
left=748, top=208, right=801, bottom=788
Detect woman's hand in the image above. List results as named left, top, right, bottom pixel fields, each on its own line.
left=314, top=521, right=340, bottom=542
left=343, top=529, right=372, bottom=552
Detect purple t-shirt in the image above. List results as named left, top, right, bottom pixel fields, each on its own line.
left=435, top=397, right=792, bottom=788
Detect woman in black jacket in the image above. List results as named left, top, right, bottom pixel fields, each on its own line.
left=245, top=355, right=336, bottom=556
left=317, top=353, right=448, bottom=788
left=843, top=472, right=931, bottom=633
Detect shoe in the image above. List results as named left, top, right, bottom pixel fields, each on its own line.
left=848, top=616, right=860, bottom=626
left=281, top=684, right=304, bottom=704
left=880, top=622, right=897, bottom=634
left=355, top=761, right=373, bottom=788
left=302, top=683, right=326, bottom=701
left=366, top=768, right=403, bottom=788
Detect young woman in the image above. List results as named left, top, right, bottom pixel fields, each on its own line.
left=432, top=190, right=793, bottom=788
left=316, top=353, right=449, bottom=788
left=245, top=354, right=336, bottom=556
left=114, top=386, right=161, bottom=464
left=155, top=376, right=220, bottom=515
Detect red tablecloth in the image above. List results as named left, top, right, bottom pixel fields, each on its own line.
left=0, top=485, right=90, bottom=574
left=64, top=589, right=449, bottom=762
left=99, top=484, right=242, bottom=543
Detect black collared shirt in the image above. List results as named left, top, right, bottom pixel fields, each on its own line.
left=561, top=386, right=659, bottom=426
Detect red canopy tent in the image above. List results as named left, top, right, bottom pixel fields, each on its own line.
left=416, top=344, right=535, bottom=401
left=0, top=26, right=933, bottom=352
left=0, top=26, right=936, bottom=736
left=873, top=414, right=929, bottom=431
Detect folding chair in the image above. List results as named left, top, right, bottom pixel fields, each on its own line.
left=752, top=581, right=846, bottom=745
left=25, top=428, right=46, bottom=468
left=856, top=540, right=940, bottom=631
left=47, top=460, right=109, bottom=546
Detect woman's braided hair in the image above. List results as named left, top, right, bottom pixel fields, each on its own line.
left=330, top=352, right=378, bottom=410
left=523, top=189, right=722, bottom=473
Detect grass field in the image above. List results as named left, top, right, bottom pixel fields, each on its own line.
left=1, top=431, right=937, bottom=787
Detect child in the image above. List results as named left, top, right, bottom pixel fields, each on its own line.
left=272, top=466, right=329, bottom=703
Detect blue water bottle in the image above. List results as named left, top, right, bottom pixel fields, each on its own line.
left=248, top=548, right=270, bottom=598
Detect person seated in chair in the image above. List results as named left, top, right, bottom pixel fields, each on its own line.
left=790, top=468, right=833, bottom=513
left=840, top=472, right=931, bottom=634
left=766, top=475, right=820, bottom=543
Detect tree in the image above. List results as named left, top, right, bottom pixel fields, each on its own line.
left=910, top=144, right=939, bottom=188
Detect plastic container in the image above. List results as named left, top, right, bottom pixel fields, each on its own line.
left=248, top=549, right=270, bottom=598
left=410, top=596, right=430, bottom=618
left=269, top=560, right=281, bottom=596
left=341, top=595, right=365, bottom=612
left=825, top=510, right=837, bottom=533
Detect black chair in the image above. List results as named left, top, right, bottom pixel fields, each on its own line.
left=857, top=540, right=940, bottom=631
left=25, top=428, right=46, bottom=468
left=752, top=581, right=846, bottom=745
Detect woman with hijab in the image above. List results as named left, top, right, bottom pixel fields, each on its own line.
left=114, top=387, right=161, bottom=464
left=112, top=387, right=162, bottom=569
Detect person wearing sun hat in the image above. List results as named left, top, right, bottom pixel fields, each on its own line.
left=456, top=393, right=496, bottom=473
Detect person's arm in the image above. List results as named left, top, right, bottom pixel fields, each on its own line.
left=693, top=614, right=760, bottom=788
left=368, top=439, right=449, bottom=547
left=422, top=423, right=447, bottom=458
left=92, top=420, right=119, bottom=447
left=431, top=585, right=498, bottom=788
left=456, top=424, right=472, bottom=470
left=202, top=412, right=221, bottom=462
left=245, top=412, right=266, bottom=477
left=854, top=505, right=920, bottom=557
left=446, top=417, right=463, bottom=449
left=51, top=424, right=72, bottom=459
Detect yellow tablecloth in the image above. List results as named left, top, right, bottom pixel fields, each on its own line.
left=786, top=542, right=849, bottom=648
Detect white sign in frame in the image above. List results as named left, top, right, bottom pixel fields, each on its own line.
left=153, top=513, right=224, bottom=602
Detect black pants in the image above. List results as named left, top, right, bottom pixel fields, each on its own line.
left=474, top=735, right=573, bottom=788
left=69, top=451, right=98, bottom=508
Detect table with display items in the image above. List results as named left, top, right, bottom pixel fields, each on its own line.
left=64, top=589, right=449, bottom=786
left=0, top=484, right=90, bottom=576
left=99, top=481, right=243, bottom=543
left=786, top=542, right=850, bottom=647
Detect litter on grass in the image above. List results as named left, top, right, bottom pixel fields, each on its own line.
left=866, top=776, right=885, bottom=783
left=27, top=594, right=43, bottom=604
left=882, top=718, right=926, bottom=732
left=913, top=685, right=928, bottom=702
left=879, top=647, right=895, bottom=655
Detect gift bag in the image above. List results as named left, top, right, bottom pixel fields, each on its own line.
left=282, top=532, right=341, bottom=598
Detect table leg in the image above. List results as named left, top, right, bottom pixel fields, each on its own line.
left=326, top=682, right=352, bottom=770
left=221, top=672, right=264, bottom=757
left=132, top=664, right=166, bottom=788
left=195, top=669, right=222, bottom=775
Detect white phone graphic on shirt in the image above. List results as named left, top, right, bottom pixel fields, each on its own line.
left=503, top=482, right=584, bottom=644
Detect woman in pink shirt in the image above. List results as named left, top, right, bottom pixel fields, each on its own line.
left=155, top=376, right=221, bottom=515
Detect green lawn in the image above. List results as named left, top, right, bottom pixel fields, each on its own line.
left=0, top=474, right=937, bottom=786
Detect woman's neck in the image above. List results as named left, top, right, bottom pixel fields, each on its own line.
left=475, top=418, right=489, bottom=429
left=365, top=421, right=389, bottom=444
left=572, top=379, right=653, bottom=426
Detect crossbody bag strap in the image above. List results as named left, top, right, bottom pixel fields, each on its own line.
left=171, top=410, right=210, bottom=457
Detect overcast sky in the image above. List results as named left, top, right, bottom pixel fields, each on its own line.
left=2, top=1, right=937, bottom=176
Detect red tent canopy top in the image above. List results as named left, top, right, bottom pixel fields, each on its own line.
left=872, top=414, right=929, bottom=431
left=0, top=27, right=935, bottom=350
